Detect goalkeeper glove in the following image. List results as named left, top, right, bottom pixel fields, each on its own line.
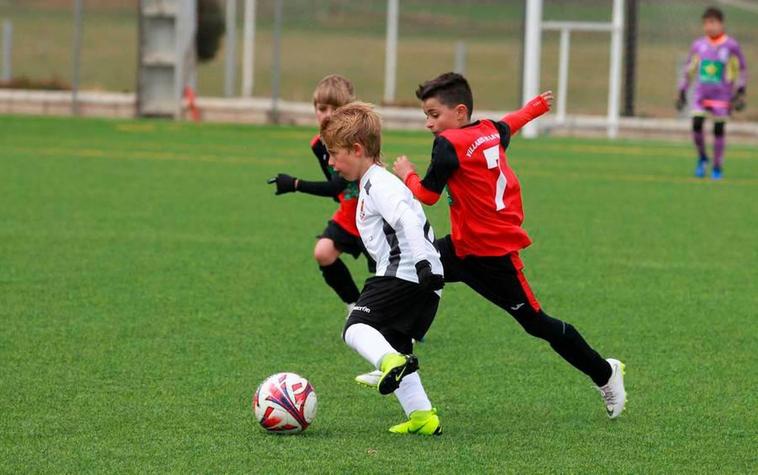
left=732, top=87, right=746, bottom=112
left=675, top=90, right=687, bottom=112
left=267, top=173, right=298, bottom=195
left=415, top=260, right=444, bottom=292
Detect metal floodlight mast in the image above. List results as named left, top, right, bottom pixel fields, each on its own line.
left=623, top=0, right=639, bottom=117
left=2, top=19, right=13, bottom=83
left=241, top=0, right=256, bottom=97
left=71, top=0, right=83, bottom=116
left=224, top=0, right=237, bottom=97
left=270, top=0, right=283, bottom=123
left=521, top=0, right=543, bottom=139
left=384, top=0, right=399, bottom=105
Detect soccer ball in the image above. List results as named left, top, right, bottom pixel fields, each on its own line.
left=253, top=372, right=317, bottom=434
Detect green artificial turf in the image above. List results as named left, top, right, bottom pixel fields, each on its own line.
left=1, top=115, right=756, bottom=473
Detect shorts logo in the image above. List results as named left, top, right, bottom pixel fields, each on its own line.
left=353, top=305, right=371, bottom=314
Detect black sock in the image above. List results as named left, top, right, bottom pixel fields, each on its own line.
left=319, top=259, right=360, bottom=304
left=523, top=312, right=612, bottom=386
left=549, top=322, right=612, bottom=386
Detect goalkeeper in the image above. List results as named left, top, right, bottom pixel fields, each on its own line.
left=676, top=7, right=747, bottom=180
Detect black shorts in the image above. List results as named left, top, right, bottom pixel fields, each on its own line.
left=318, top=220, right=375, bottom=271
left=436, top=235, right=541, bottom=318
left=318, top=220, right=363, bottom=258
left=346, top=276, right=440, bottom=344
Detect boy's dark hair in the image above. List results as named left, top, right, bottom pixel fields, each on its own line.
left=416, top=72, right=474, bottom=118
left=702, top=7, right=724, bottom=22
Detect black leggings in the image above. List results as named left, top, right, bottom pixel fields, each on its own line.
left=437, top=235, right=613, bottom=386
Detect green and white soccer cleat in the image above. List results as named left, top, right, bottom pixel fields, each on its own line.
left=355, top=370, right=382, bottom=388
left=389, top=408, right=442, bottom=435
left=597, top=358, right=626, bottom=418
left=377, top=353, right=419, bottom=395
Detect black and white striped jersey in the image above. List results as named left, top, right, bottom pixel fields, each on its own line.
left=357, top=164, right=443, bottom=284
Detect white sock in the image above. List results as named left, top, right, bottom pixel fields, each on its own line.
left=394, top=372, right=432, bottom=417
left=343, top=323, right=396, bottom=369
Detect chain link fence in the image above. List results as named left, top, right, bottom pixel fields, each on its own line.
left=0, top=0, right=755, bottom=120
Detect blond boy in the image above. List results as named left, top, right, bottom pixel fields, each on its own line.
left=321, top=102, right=444, bottom=435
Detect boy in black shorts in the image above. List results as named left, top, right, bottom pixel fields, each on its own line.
left=393, top=73, right=626, bottom=418
left=321, top=102, right=444, bottom=435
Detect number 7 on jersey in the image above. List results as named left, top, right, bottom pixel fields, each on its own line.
left=483, top=145, right=507, bottom=211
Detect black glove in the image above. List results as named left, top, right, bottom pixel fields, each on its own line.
left=732, top=87, right=746, bottom=112
left=267, top=173, right=297, bottom=195
left=675, top=90, right=687, bottom=112
left=415, top=260, right=444, bottom=292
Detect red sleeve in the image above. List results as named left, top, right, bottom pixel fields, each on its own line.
left=404, top=172, right=441, bottom=205
left=501, top=95, right=550, bottom=135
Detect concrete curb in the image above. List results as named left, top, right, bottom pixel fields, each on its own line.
left=1, top=89, right=756, bottom=143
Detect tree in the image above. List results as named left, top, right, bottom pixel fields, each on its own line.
left=197, top=0, right=226, bottom=63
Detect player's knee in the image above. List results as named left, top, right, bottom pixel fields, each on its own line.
left=343, top=318, right=367, bottom=343
left=714, top=121, right=725, bottom=137
left=342, top=320, right=356, bottom=343
left=693, top=117, right=705, bottom=131
left=314, top=240, right=339, bottom=266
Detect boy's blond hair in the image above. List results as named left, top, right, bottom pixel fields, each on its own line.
left=313, top=74, right=355, bottom=108
left=320, top=102, right=382, bottom=162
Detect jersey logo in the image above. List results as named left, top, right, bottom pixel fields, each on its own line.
left=359, top=199, right=366, bottom=221
left=699, top=59, right=724, bottom=84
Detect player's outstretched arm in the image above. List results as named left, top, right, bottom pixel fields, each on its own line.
left=267, top=173, right=347, bottom=197
left=296, top=174, right=348, bottom=197
left=394, top=156, right=442, bottom=206
left=501, top=91, right=552, bottom=135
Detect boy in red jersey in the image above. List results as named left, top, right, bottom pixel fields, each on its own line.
left=268, top=75, right=380, bottom=386
left=269, top=75, right=371, bottom=313
left=393, top=73, right=626, bottom=418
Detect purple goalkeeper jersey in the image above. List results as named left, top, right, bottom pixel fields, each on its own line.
left=678, top=35, right=747, bottom=114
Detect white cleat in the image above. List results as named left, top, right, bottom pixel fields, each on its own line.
left=597, top=358, right=626, bottom=419
left=355, top=369, right=382, bottom=388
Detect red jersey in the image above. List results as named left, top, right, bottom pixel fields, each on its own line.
left=310, top=135, right=360, bottom=237
left=405, top=96, right=550, bottom=257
